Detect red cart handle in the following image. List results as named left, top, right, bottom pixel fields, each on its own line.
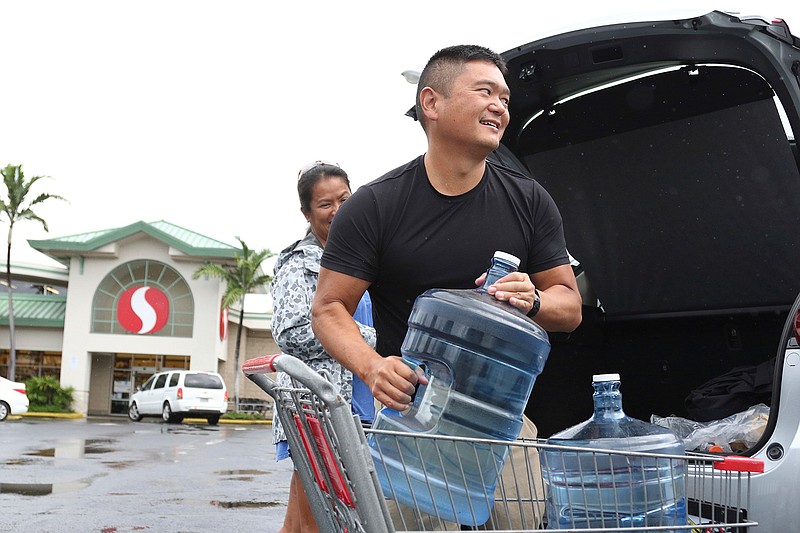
left=714, top=456, right=765, bottom=473
left=242, top=354, right=282, bottom=374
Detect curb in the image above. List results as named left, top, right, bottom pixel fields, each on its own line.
left=19, top=412, right=84, bottom=420
left=184, top=417, right=271, bottom=425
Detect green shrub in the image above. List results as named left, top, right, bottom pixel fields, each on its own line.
left=221, top=412, right=266, bottom=421
left=27, top=404, right=75, bottom=413
left=24, top=376, right=75, bottom=412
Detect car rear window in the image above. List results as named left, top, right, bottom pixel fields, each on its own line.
left=184, top=374, right=223, bottom=389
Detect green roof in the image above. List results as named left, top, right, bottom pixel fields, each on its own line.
left=28, top=220, right=238, bottom=266
left=0, top=294, right=67, bottom=327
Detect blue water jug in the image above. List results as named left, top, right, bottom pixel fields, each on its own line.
left=543, top=373, right=687, bottom=532
left=368, top=251, right=551, bottom=526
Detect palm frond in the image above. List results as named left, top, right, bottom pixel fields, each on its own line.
left=192, top=238, right=275, bottom=307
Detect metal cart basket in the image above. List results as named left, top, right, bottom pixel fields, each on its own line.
left=245, top=354, right=763, bottom=532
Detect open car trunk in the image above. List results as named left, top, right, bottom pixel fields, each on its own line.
left=495, top=11, right=800, bottom=454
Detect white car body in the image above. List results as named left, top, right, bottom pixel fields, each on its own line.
left=128, top=370, right=227, bottom=425
left=0, top=376, right=29, bottom=421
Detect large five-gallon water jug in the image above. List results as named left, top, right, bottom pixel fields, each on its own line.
left=368, top=251, right=551, bottom=526
left=543, top=373, right=687, bottom=532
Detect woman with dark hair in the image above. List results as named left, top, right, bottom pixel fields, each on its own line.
left=270, top=161, right=376, bottom=533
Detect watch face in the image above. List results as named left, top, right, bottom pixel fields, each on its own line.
left=530, top=289, right=541, bottom=317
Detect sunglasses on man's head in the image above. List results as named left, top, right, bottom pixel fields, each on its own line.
left=297, top=160, right=340, bottom=180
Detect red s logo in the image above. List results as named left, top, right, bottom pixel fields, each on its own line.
left=117, top=286, right=170, bottom=334
left=220, top=306, right=229, bottom=341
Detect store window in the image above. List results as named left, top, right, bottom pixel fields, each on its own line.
left=91, top=260, right=194, bottom=336
left=0, top=350, right=61, bottom=381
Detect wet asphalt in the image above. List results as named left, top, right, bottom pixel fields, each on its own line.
left=0, top=416, right=293, bottom=533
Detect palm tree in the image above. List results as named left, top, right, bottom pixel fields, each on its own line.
left=193, top=237, right=273, bottom=411
left=1, top=164, right=66, bottom=381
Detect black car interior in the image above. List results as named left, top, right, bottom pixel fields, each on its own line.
left=495, top=13, right=800, bottom=439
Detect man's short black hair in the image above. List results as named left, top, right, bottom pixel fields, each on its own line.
left=412, top=45, right=508, bottom=128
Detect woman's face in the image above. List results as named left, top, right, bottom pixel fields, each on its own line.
left=303, top=175, right=351, bottom=247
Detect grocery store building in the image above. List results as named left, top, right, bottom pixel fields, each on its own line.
left=0, top=220, right=279, bottom=416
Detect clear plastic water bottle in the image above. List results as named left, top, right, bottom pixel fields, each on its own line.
left=543, top=373, right=687, bottom=532
left=368, top=251, right=551, bottom=526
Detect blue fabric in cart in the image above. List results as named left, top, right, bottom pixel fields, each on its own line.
left=351, top=291, right=375, bottom=424
left=276, top=440, right=291, bottom=461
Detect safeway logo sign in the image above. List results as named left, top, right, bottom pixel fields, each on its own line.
left=219, top=306, right=229, bottom=341
left=117, top=286, right=170, bottom=334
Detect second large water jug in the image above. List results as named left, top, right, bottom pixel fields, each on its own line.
left=542, top=373, right=687, bottom=532
left=368, top=251, right=551, bottom=526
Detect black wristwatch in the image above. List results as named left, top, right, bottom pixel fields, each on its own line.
left=529, top=289, right=541, bottom=317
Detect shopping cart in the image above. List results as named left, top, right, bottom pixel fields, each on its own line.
left=244, top=354, right=763, bottom=532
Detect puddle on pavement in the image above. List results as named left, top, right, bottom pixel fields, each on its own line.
left=210, top=499, right=282, bottom=509
left=102, top=460, right=136, bottom=470
left=26, top=438, right=116, bottom=458
left=215, top=469, right=269, bottom=476
left=4, top=458, right=39, bottom=466
left=214, top=469, right=270, bottom=482
left=0, top=480, right=89, bottom=495
left=161, top=426, right=219, bottom=435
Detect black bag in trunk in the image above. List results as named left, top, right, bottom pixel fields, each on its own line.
left=684, top=358, right=775, bottom=422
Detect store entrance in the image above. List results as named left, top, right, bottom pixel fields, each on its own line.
left=110, top=353, right=190, bottom=415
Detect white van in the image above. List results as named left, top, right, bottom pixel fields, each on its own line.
left=128, top=370, right=228, bottom=425
left=490, top=10, right=800, bottom=532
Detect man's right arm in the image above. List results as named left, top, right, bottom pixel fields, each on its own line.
left=312, top=267, right=422, bottom=411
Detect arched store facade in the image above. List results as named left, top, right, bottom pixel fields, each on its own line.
left=0, top=220, right=279, bottom=416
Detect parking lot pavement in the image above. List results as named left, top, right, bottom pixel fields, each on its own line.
left=0, top=416, right=293, bottom=533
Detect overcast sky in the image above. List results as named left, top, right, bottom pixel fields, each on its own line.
left=2, top=1, right=798, bottom=270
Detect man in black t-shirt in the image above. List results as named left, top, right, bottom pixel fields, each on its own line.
left=321, top=154, right=569, bottom=360
left=312, top=44, right=582, bottom=413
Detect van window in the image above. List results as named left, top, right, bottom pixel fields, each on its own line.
left=184, top=374, right=223, bottom=389
left=140, top=375, right=156, bottom=391
left=153, top=374, right=168, bottom=389
left=168, top=373, right=179, bottom=387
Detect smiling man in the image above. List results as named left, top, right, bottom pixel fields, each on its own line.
left=313, top=44, right=582, bottom=413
